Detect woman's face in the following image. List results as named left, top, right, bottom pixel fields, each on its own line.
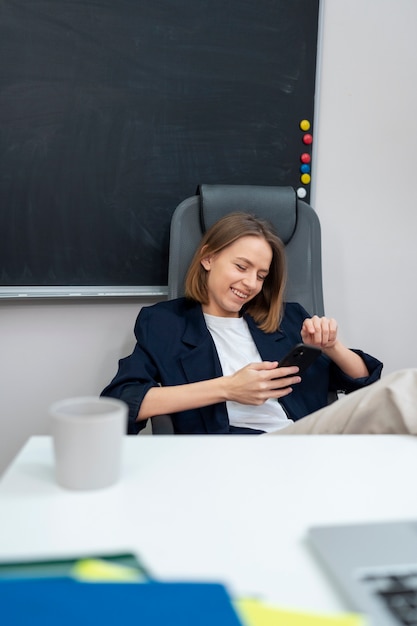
left=200, top=235, right=273, bottom=317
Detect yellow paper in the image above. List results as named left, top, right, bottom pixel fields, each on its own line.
left=70, top=558, right=142, bottom=582
left=235, top=598, right=367, bottom=626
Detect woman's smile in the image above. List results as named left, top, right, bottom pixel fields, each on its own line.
left=230, top=287, right=249, bottom=300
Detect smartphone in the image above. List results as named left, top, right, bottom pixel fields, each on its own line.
left=277, top=343, right=321, bottom=374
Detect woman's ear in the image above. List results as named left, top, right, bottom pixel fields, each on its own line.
left=200, top=256, right=211, bottom=271
left=200, top=245, right=211, bottom=271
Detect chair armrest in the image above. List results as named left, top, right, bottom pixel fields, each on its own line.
left=327, top=391, right=339, bottom=404
left=151, top=414, right=175, bottom=435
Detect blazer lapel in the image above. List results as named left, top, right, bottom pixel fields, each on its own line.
left=179, top=304, right=229, bottom=433
left=244, top=313, right=293, bottom=363
left=180, top=304, right=222, bottom=381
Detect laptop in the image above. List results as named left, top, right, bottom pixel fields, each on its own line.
left=308, top=520, right=417, bottom=626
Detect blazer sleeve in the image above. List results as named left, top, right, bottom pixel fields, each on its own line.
left=101, top=307, right=161, bottom=434
left=328, top=349, right=383, bottom=394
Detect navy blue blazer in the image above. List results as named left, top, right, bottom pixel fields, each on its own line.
left=101, top=298, right=383, bottom=434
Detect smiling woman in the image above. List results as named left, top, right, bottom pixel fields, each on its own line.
left=101, top=212, right=389, bottom=435
left=199, top=236, right=272, bottom=318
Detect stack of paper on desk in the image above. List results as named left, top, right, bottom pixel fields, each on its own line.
left=0, top=555, right=366, bottom=626
left=236, top=598, right=366, bottom=626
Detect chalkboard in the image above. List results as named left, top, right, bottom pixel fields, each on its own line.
left=0, top=0, right=320, bottom=297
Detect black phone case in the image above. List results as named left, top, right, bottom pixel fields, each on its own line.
left=278, top=343, right=321, bottom=373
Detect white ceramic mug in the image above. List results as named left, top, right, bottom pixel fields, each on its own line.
left=50, top=396, right=128, bottom=490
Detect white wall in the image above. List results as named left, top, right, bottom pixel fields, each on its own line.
left=1, top=0, right=416, bottom=475
left=0, top=299, right=156, bottom=474
left=313, top=0, right=417, bottom=374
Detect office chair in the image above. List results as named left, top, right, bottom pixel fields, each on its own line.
left=151, top=184, right=327, bottom=435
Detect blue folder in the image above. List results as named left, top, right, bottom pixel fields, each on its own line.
left=1, top=578, right=244, bottom=625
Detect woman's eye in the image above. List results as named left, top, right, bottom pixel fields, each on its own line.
left=236, top=264, right=246, bottom=271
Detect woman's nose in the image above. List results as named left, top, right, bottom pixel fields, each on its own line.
left=242, top=271, right=258, bottom=290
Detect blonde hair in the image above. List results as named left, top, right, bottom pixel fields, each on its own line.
left=185, top=212, right=287, bottom=333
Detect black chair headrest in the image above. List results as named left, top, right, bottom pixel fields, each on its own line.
left=198, top=184, right=297, bottom=244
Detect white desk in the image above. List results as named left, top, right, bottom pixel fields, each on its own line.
left=1, top=435, right=417, bottom=614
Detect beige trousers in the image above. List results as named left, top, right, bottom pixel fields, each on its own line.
left=269, top=369, right=417, bottom=435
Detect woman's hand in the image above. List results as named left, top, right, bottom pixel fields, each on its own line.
left=301, top=316, right=369, bottom=379
left=301, top=315, right=338, bottom=349
left=225, top=361, right=301, bottom=405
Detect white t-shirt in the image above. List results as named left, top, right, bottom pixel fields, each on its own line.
left=203, top=313, right=292, bottom=432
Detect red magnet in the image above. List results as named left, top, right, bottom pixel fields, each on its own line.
left=300, top=153, right=311, bottom=164
left=302, top=134, right=313, bottom=145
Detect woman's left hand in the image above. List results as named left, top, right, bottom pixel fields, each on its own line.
left=301, top=316, right=369, bottom=378
left=301, top=316, right=338, bottom=350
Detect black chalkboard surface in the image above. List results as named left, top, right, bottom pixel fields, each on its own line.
left=0, top=0, right=319, bottom=297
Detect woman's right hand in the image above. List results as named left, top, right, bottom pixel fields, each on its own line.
left=224, top=361, right=301, bottom=405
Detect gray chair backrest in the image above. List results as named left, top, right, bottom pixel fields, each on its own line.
left=167, top=184, right=325, bottom=316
